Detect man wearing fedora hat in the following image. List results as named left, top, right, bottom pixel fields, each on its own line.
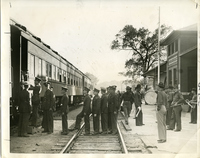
left=18, top=82, right=31, bottom=137
left=61, top=86, right=69, bottom=135
left=69, top=87, right=91, bottom=135
left=134, top=84, right=144, bottom=126
left=29, top=77, right=41, bottom=127
left=100, top=87, right=108, bottom=134
left=120, top=86, right=134, bottom=125
left=42, top=81, right=54, bottom=134
left=156, top=82, right=168, bottom=143
left=92, top=88, right=101, bottom=135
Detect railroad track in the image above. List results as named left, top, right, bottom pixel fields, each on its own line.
left=51, top=115, right=128, bottom=154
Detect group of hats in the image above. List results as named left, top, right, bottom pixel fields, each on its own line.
left=22, top=77, right=42, bottom=85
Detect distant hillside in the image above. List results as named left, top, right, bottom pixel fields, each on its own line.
left=96, top=80, right=129, bottom=92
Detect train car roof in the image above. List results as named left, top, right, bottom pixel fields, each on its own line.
left=10, top=18, right=90, bottom=79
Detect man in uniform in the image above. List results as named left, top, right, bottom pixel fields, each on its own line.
left=166, top=85, right=174, bottom=129
left=120, top=86, right=134, bottom=125
left=29, top=77, right=41, bottom=127
left=61, top=86, right=69, bottom=135
left=69, top=87, right=91, bottom=135
left=108, top=86, right=119, bottom=134
left=42, top=82, right=54, bottom=134
left=100, top=87, right=108, bottom=134
left=135, top=84, right=144, bottom=126
left=168, top=85, right=184, bottom=132
left=189, top=88, right=197, bottom=124
left=92, top=88, right=101, bottom=135
left=18, top=82, right=31, bottom=137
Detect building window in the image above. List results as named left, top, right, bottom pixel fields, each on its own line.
left=171, top=43, right=174, bottom=54
left=173, top=68, right=177, bottom=85
left=169, top=70, right=172, bottom=85
left=168, top=45, right=171, bottom=56
left=175, top=40, right=178, bottom=52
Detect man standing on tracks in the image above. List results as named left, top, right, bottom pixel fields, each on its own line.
left=134, top=84, right=144, bottom=126
left=42, top=82, right=54, bottom=134
left=120, top=86, right=134, bottom=125
left=69, top=87, right=91, bottom=135
left=61, top=86, right=69, bottom=135
left=92, top=88, right=101, bottom=135
left=108, top=86, right=119, bottom=135
left=100, top=87, right=108, bottom=134
left=29, top=77, right=41, bottom=128
left=18, top=82, right=31, bottom=137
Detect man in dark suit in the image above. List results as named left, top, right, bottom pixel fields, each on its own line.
left=18, top=82, right=31, bottom=137
left=92, top=88, right=101, bottom=135
left=108, top=86, right=119, bottom=134
left=29, top=77, right=41, bottom=127
left=100, top=87, right=108, bottom=134
left=61, top=86, right=69, bottom=135
left=135, top=84, right=144, bottom=126
left=42, top=82, right=54, bottom=134
left=69, top=87, right=91, bottom=135
left=120, top=86, right=134, bottom=125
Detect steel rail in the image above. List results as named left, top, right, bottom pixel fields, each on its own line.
left=60, top=114, right=92, bottom=154
left=117, top=122, right=128, bottom=154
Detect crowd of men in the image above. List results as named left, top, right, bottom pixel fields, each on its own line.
left=17, top=77, right=197, bottom=138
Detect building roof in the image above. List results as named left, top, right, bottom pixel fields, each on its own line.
left=161, top=24, right=197, bottom=46
left=142, top=61, right=167, bottom=77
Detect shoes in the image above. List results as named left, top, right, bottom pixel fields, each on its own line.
left=101, top=131, right=108, bottom=134
left=108, top=131, right=113, bottom=134
left=174, top=129, right=181, bottom=132
left=157, top=139, right=166, bottom=143
left=61, top=132, right=69, bottom=135
left=84, top=133, right=90, bottom=136
left=48, top=132, right=53, bottom=134
left=42, top=131, right=47, bottom=133
left=69, top=128, right=79, bottom=131
left=112, top=131, right=118, bottom=135
left=92, top=132, right=99, bottom=135
left=167, top=128, right=173, bottom=130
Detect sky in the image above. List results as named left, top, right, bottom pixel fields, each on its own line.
left=4, top=0, right=199, bottom=83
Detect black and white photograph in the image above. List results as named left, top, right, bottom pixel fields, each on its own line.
left=1, top=0, right=200, bottom=157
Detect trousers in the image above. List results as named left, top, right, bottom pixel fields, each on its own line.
left=156, top=105, right=167, bottom=140
left=62, top=113, right=68, bottom=133
left=123, top=101, right=131, bottom=123
left=18, top=113, right=30, bottom=136
left=101, top=113, right=108, bottom=132
left=169, top=106, right=182, bottom=130
left=93, top=114, right=100, bottom=133
left=75, top=111, right=90, bottom=134
left=31, top=104, right=39, bottom=127
left=43, top=110, right=53, bottom=132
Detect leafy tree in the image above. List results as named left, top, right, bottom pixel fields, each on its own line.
left=85, top=72, right=99, bottom=88
left=111, top=25, right=172, bottom=79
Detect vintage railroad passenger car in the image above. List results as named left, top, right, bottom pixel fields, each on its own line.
left=10, top=19, right=91, bottom=124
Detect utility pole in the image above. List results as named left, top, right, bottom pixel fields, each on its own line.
left=157, top=6, right=161, bottom=84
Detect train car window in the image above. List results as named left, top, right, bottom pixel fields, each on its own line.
left=74, top=79, right=75, bottom=86
left=59, top=69, right=62, bottom=82
left=35, top=57, right=39, bottom=77
left=49, top=64, right=52, bottom=78
left=57, top=67, right=59, bottom=81
left=28, top=54, right=35, bottom=77
left=71, top=79, right=73, bottom=85
left=38, top=58, right=42, bottom=76
left=63, top=71, right=67, bottom=83
left=46, top=62, right=49, bottom=77
left=67, top=73, right=70, bottom=85
left=52, top=65, right=56, bottom=80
